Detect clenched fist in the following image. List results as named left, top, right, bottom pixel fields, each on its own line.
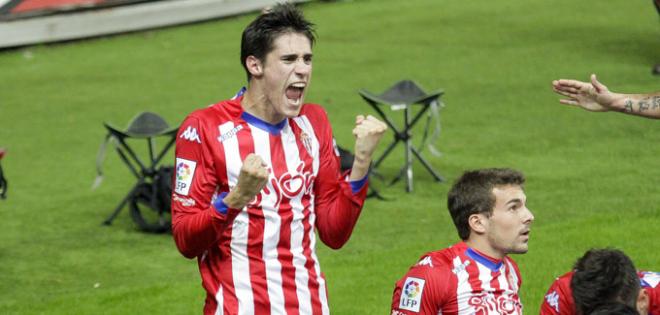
left=350, top=115, right=387, bottom=180
left=223, top=153, right=269, bottom=209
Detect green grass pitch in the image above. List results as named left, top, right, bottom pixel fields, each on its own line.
left=0, top=0, right=659, bottom=313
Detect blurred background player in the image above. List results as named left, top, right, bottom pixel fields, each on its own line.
left=171, top=3, right=387, bottom=314
left=540, top=248, right=660, bottom=315
left=390, top=168, right=534, bottom=314
left=552, top=74, right=660, bottom=119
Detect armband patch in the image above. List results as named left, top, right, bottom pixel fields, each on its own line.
left=175, top=158, right=196, bottom=195
left=399, top=277, right=425, bottom=312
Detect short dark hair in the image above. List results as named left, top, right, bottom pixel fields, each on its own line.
left=447, top=168, right=525, bottom=240
left=240, top=2, right=316, bottom=81
left=571, top=248, right=641, bottom=315
left=589, top=302, right=639, bottom=315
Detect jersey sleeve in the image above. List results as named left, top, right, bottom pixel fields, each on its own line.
left=639, top=271, right=660, bottom=315
left=540, top=274, right=575, bottom=315
left=171, top=115, right=239, bottom=259
left=390, top=262, right=447, bottom=314
left=311, top=107, right=368, bottom=249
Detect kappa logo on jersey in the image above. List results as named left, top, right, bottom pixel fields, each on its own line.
left=180, top=126, right=201, bottom=143
left=175, top=158, right=196, bottom=195
left=469, top=293, right=522, bottom=315
left=545, top=291, right=560, bottom=313
left=218, top=125, right=243, bottom=143
left=416, top=256, right=434, bottom=268
left=641, top=271, right=660, bottom=288
left=399, top=277, right=425, bottom=312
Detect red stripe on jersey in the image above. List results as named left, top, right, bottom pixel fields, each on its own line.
left=237, top=123, right=271, bottom=314
left=291, top=122, right=323, bottom=314
left=270, top=132, right=300, bottom=315
left=465, top=255, right=485, bottom=314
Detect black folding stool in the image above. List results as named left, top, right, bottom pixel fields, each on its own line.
left=0, top=148, right=7, bottom=199
left=359, top=80, right=445, bottom=192
left=97, top=112, right=178, bottom=233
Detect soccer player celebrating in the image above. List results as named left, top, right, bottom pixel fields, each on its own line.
left=171, top=3, right=387, bottom=314
left=540, top=248, right=660, bottom=315
left=391, top=168, right=534, bottom=314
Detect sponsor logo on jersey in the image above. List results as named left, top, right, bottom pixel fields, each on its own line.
left=452, top=259, right=471, bottom=275
left=469, top=293, right=522, bottom=314
left=173, top=194, right=196, bottom=207
left=545, top=291, right=560, bottom=313
left=641, top=271, right=660, bottom=288
left=399, top=277, right=425, bottom=312
left=218, top=125, right=243, bottom=143
left=175, top=158, right=196, bottom=195
left=180, top=126, right=201, bottom=143
left=416, top=256, right=434, bottom=268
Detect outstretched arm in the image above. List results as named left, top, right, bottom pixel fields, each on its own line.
left=552, top=74, right=660, bottom=119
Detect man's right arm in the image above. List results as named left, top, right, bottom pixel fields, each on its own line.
left=390, top=262, right=446, bottom=315
left=552, top=74, right=660, bottom=119
left=171, top=116, right=236, bottom=259
left=539, top=274, right=575, bottom=315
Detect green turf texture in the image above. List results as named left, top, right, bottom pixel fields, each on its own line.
left=1, top=0, right=659, bottom=313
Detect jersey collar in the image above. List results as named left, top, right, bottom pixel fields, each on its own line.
left=241, top=111, right=287, bottom=136
left=466, top=247, right=504, bottom=272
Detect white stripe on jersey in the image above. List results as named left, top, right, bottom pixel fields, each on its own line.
left=215, top=285, right=224, bottom=315
left=281, top=123, right=313, bottom=315
left=453, top=256, right=474, bottom=315
left=474, top=263, right=497, bottom=315
left=251, top=126, right=287, bottom=314
left=505, top=260, right=519, bottom=292
left=219, top=121, right=254, bottom=315
left=293, top=116, right=329, bottom=315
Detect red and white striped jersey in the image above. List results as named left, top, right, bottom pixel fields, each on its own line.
left=390, top=242, right=523, bottom=315
left=540, top=271, right=660, bottom=315
left=172, top=96, right=368, bottom=315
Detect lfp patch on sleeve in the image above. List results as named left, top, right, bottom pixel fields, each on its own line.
left=399, top=277, right=425, bottom=312
left=175, top=158, right=197, bottom=195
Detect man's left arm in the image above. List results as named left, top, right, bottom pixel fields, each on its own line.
left=313, top=113, right=386, bottom=249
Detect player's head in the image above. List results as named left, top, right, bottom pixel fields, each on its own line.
left=571, top=248, right=648, bottom=315
left=447, top=168, right=533, bottom=258
left=240, top=3, right=316, bottom=121
left=588, top=302, right=639, bottom=315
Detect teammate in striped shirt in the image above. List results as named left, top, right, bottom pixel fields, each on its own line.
left=540, top=248, right=659, bottom=315
left=391, top=168, right=534, bottom=314
left=171, top=3, right=387, bottom=314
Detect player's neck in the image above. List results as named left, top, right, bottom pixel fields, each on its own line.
left=465, top=238, right=506, bottom=261
left=241, top=86, right=285, bottom=124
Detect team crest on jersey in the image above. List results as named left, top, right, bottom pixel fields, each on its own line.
left=545, top=291, right=560, bottom=313
left=300, top=131, right=313, bottom=156
left=399, top=277, right=425, bottom=312
left=175, top=158, right=196, bottom=195
left=180, top=126, right=201, bottom=143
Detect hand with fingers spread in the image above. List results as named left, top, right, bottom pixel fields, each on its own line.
left=350, top=115, right=388, bottom=180
left=552, top=74, right=660, bottom=119
left=552, top=74, right=619, bottom=112
left=223, top=153, right=270, bottom=209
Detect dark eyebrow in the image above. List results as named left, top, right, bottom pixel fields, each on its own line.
left=506, top=198, right=523, bottom=206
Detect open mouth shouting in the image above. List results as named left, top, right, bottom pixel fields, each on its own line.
left=286, top=82, right=306, bottom=106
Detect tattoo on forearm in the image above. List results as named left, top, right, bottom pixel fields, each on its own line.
left=638, top=97, right=650, bottom=112
left=624, top=99, right=634, bottom=113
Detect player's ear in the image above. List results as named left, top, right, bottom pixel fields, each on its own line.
left=637, top=288, right=649, bottom=314
left=246, top=55, right=263, bottom=77
left=468, top=213, right=487, bottom=235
